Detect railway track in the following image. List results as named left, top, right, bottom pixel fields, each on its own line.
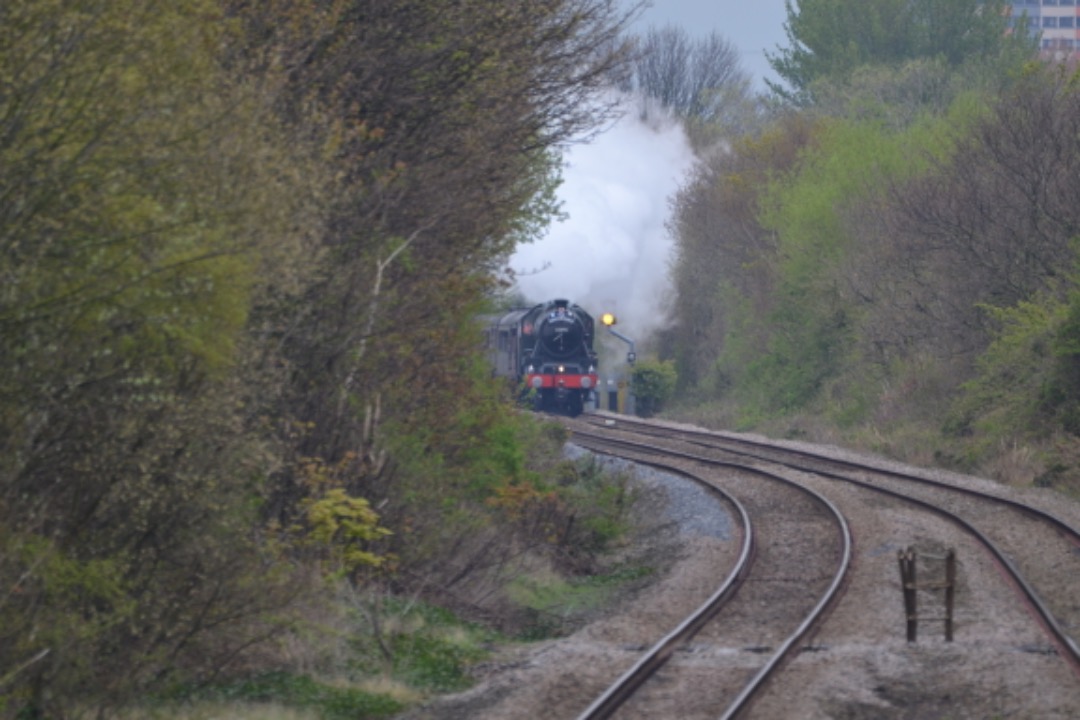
left=569, top=435, right=851, bottom=719
left=561, top=413, right=1080, bottom=718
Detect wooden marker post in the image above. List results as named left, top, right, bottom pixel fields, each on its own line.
left=898, top=547, right=918, bottom=642
left=897, top=546, right=956, bottom=642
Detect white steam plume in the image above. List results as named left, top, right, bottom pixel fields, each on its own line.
left=511, top=93, right=696, bottom=344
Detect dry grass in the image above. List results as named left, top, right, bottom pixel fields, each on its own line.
left=663, top=397, right=1080, bottom=503
left=976, top=439, right=1043, bottom=487
left=120, top=701, right=319, bottom=720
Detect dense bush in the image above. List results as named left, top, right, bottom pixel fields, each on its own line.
left=632, top=360, right=679, bottom=417
left=0, top=0, right=641, bottom=716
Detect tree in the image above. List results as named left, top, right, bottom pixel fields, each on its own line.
left=851, top=66, right=1080, bottom=368
left=809, top=57, right=962, bottom=129
left=1, top=0, right=649, bottom=713
left=767, top=0, right=1030, bottom=104
left=229, top=0, right=644, bottom=606
left=630, top=25, right=759, bottom=134
left=666, top=113, right=820, bottom=392
left=0, top=0, right=318, bottom=713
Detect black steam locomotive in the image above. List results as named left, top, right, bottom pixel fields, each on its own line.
left=484, top=298, right=599, bottom=416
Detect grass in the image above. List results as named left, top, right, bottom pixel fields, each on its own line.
left=507, top=563, right=654, bottom=639
left=121, top=701, right=320, bottom=719
left=343, top=598, right=499, bottom=694
left=114, top=452, right=651, bottom=720
left=142, top=672, right=406, bottom=720
left=135, top=599, right=491, bottom=719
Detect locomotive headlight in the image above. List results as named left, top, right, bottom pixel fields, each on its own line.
left=558, top=365, right=565, bottom=373
left=527, top=364, right=535, bottom=374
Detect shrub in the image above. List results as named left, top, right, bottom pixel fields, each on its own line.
left=632, top=360, right=679, bottom=417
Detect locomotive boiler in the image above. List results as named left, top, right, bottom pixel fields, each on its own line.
left=484, top=298, right=599, bottom=416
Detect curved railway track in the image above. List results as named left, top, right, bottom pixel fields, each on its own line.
left=569, top=438, right=852, bottom=719
left=562, top=414, right=1080, bottom=718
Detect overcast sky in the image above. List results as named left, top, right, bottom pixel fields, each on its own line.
left=623, top=0, right=789, bottom=90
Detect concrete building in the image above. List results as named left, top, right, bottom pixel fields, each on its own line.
left=1010, top=1, right=1080, bottom=60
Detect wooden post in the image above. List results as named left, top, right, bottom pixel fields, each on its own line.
left=898, top=547, right=918, bottom=642
left=944, top=549, right=955, bottom=642
left=897, top=546, right=957, bottom=642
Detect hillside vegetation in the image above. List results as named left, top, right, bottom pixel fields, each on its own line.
left=0, top=1, right=644, bottom=716
left=661, top=0, right=1080, bottom=496
left=4, top=0, right=1079, bottom=717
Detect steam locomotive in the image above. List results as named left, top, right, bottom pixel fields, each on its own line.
left=484, top=298, right=599, bottom=416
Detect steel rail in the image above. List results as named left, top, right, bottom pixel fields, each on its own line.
left=574, top=449, right=753, bottom=720
left=570, top=431, right=854, bottom=720
left=583, top=415, right=1080, bottom=547
left=577, top=418, right=1080, bottom=676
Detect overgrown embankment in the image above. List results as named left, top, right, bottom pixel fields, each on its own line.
left=663, top=64, right=1080, bottom=499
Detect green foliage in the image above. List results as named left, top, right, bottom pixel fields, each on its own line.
left=809, top=56, right=1012, bottom=130
left=0, top=0, right=644, bottom=715
left=301, top=486, right=393, bottom=577
left=669, top=92, right=975, bottom=430
left=467, top=418, right=533, bottom=496
left=1050, top=296, right=1080, bottom=434
left=737, top=307, right=850, bottom=414
left=0, top=0, right=289, bottom=359
left=0, top=0, right=316, bottom=714
left=0, top=535, right=133, bottom=712
left=727, top=119, right=905, bottom=413
left=631, top=359, right=678, bottom=417
left=507, top=563, right=653, bottom=640
left=952, top=288, right=1080, bottom=443
left=660, top=33, right=1080, bottom=499
left=346, top=599, right=495, bottom=694
left=383, top=632, right=485, bottom=693
left=554, top=456, right=638, bottom=556
left=768, top=0, right=1030, bottom=104
left=666, top=113, right=823, bottom=393
left=184, top=672, right=403, bottom=719
left=762, top=117, right=920, bottom=260
left=506, top=148, right=568, bottom=247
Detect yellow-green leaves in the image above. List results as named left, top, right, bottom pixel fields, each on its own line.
left=1, top=1, right=317, bottom=713
left=302, top=488, right=392, bottom=575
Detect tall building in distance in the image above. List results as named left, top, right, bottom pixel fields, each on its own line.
left=1010, top=1, right=1080, bottom=61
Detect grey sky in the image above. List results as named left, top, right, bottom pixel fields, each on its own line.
left=622, top=0, right=790, bottom=89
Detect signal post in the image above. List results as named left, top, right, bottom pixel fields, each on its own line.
left=600, top=312, right=636, bottom=415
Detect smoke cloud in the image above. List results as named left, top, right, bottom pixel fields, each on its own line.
left=511, top=93, right=697, bottom=343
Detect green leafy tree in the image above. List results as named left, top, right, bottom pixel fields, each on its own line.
left=768, top=0, right=1030, bottom=104
left=668, top=113, right=926, bottom=421
left=941, top=277, right=1080, bottom=492
left=0, top=0, right=650, bottom=714
left=953, top=296, right=1069, bottom=441
left=0, top=0, right=317, bottom=714
left=225, top=0, right=648, bottom=621
left=729, top=114, right=950, bottom=420
left=854, top=67, right=1080, bottom=369
left=666, top=113, right=821, bottom=396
